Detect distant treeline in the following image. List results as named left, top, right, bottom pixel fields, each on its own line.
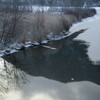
left=0, top=0, right=97, bottom=46
left=0, top=0, right=99, bottom=7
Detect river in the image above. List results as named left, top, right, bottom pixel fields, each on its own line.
left=0, top=8, right=100, bottom=100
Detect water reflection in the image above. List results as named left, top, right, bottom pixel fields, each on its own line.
left=0, top=58, right=100, bottom=100
left=0, top=58, right=27, bottom=95
left=2, top=29, right=100, bottom=85
left=0, top=68, right=100, bottom=100
left=0, top=29, right=100, bottom=100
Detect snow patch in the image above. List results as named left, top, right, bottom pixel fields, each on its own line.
left=69, top=8, right=100, bottom=34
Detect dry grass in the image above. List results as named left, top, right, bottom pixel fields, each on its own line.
left=0, top=8, right=96, bottom=43
left=16, top=13, right=79, bottom=42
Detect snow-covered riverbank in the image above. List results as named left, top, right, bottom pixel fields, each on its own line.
left=69, top=7, right=100, bottom=33
left=70, top=7, right=100, bottom=63
left=0, top=7, right=99, bottom=57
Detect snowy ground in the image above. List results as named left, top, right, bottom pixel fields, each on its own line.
left=70, top=7, right=100, bottom=63
left=27, top=6, right=63, bottom=13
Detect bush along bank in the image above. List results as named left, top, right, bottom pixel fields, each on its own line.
left=0, top=8, right=96, bottom=57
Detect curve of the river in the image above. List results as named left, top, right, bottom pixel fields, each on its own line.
left=0, top=7, right=100, bottom=100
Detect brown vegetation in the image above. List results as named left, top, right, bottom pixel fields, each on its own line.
left=0, top=8, right=96, bottom=45
left=16, top=8, right=96, bottom=43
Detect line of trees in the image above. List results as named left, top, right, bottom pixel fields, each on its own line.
left=0, top=0, right=99, bottom=7
left=24, top=0, right=99, bottom=7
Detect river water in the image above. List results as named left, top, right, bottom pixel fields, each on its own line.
left=0, top=8, right=100, bottom=100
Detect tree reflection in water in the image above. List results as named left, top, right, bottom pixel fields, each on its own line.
left=0, top=58, right=27, bottom=97
left=2, top=29, right=100, bottom=87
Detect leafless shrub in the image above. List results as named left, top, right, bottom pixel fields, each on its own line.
left=0, top=0, right=29, bottom=45
left=0, top=3, right=96, bottom=44
left=31, top=13, right=47, bottom=41
left=16, top=8, right=96, bottom=43
left=62, top=8, right=96, bottom=20
left=29, top=13, right=70, bottom=42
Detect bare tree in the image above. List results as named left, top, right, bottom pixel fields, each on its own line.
left=0, top=0, right=25, bottom=45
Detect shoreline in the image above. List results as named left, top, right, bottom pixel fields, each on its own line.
left=0, top=8, right=98, bottom=57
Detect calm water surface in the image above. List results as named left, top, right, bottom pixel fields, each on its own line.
left=0, top=8, right=100, bottom=100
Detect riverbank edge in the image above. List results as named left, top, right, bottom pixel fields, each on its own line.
left=0, top=8, right=97, bottom=57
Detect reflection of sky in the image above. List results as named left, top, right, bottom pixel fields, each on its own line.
left=2, top=74, right=100, bottom=100
left=0, top=55, right=100, bottom=100
left=70, top=10, right=100, bottom=63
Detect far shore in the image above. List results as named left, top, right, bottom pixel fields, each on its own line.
left=0, top=8, right=97, bottom=57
